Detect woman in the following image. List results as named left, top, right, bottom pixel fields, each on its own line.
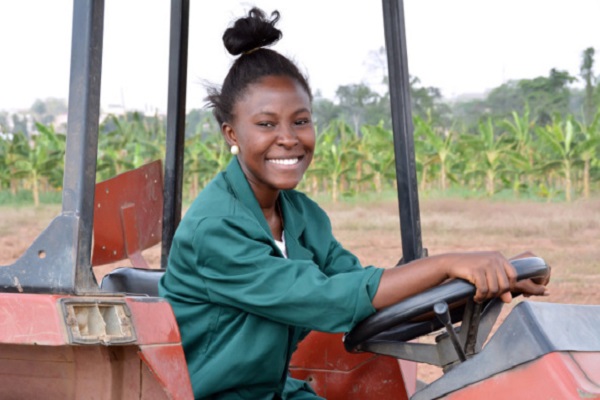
left=159, top=8, right=549, bottom=399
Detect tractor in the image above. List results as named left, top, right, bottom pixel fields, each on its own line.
left=0, top=0, right=598, bottom=399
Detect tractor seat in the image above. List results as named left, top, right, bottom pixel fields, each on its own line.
left=100, top=267, right=165, bottom=296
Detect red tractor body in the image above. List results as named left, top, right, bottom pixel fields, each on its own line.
left=1, top=1, right=598, bottom=399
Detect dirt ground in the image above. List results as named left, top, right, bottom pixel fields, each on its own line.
left=1, top=197, right=599, bottom=384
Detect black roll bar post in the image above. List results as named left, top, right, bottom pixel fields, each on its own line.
left=161, top=0, right=190, bottom=269
left=381, top=0, right=426, bottom=264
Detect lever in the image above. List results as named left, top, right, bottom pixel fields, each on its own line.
left=434, top=302, right=467, bottom=362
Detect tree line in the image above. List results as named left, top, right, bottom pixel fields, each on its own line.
left=0, top=106, right=598, bottom=206
left=1, top=47, right=599, bottom=205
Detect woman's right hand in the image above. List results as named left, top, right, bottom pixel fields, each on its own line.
left=444, top=251, right=517, bottom=303
left=372, top=251, right=548, bottom=310
left=444, top=251, right=549, bottom=303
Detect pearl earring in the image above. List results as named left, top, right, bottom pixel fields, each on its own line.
left=230, top=145, right=239, bottom=155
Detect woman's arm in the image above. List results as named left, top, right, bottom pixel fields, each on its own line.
left=372, top=251, right=549, bottom=310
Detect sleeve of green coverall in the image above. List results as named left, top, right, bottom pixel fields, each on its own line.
left=192, top=215, right=384, bottom=333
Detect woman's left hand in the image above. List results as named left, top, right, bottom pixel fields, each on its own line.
left=509, top=251, right=551, bottom=297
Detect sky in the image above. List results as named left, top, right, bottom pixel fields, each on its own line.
left=1, top=0, right=599, bottom=113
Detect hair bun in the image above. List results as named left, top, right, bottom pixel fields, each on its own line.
left=222, top=7, right=282, bottom=56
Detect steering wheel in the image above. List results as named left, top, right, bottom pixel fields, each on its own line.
left=344, top=257, right=549, bottom=353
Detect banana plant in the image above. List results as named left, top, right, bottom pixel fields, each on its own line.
left=573, top=110, right=600, bottom=199
left=34, top=123, right=66, bottom=189
left=359, top=124, right=395, bottom=193
left=12, top=123, right=65, bottom=206
left=0, top=135, right=11, bottom=191
left=184, top=132, right=232, bottom=199
left=500, top=105, right=536, bottom=195
left=535, top=115, right=579, bottom=202
left=97, top=116, right=135, bottom=179
left=309, top=120, right=361, bottom=202
left=413, top=115, right=457, bottom=192
left=460, top=117, right=514, bottom=196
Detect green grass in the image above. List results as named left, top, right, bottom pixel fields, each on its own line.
left=0, top=190, right=62, bottom=205
left=419, top=186, right=569, bottom=203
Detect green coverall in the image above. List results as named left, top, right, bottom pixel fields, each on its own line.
left=159, top=158, right=384, bottom=399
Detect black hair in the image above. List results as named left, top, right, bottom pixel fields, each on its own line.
left=205, top=7, right=312, bottom=126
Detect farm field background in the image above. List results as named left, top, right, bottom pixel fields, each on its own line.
left=1, top=197, right=599, bottom=383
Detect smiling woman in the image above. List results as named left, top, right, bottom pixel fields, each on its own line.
left=157, top=6, right=550, bottom=400
left=222, top=76, right=315, bottom=214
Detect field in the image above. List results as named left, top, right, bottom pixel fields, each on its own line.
left=1, top=197, right=599, bottom=383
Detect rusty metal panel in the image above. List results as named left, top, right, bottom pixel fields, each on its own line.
left=0, top=293, right=192, bottom=398
left=290, top=332, right=409, bottom=399
left=444, top=352, right=600, bottom=399
left=139, top=344, right=194, bottom=400
left=0, top=345, right=159, bottom=399
left=571, top=352, right=600, bottom=388
left=125, top=297, right=182, bottom=344
left=92, top=160, right=163, bottom=267
left=0, top=293, right=66, bottom=345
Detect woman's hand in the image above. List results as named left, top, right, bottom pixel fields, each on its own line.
left=373, top=250, right=550, bottom=310
left=444, top=251, right=550, bottom=304
left=444, top=251, right=518, bottom=303
left=509, top=251, right=551, bottom=297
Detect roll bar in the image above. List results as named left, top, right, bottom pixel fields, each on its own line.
left=0, top=0, right=422, bottom=293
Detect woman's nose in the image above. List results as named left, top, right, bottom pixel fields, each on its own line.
left=277, top=125, right=299, bottom=146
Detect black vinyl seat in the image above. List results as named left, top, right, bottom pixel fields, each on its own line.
left=100, top=267, right=165, bottom=296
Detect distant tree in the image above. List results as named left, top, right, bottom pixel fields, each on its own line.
left=0, top=112, right=8, bottom=133
left=11, top=114, right=29, bottom=136
left=410, top=76, right=451, bottom=126
left=311, top=92, right=341, bottom=131
left=485, top=81, right=524, bottom=118
left=30, top=100, right=47, bottom=117
left=518, top=69, right=576, bottom=125
left=449, top=97, right=489, bottom=131
left=580, top=47, right=596, bottom=123
left=335, top=83, right=380, bottom=135
left=364, top=47, right=449, bottom=127
left=30, top=98, right=67, bottom=125
left=186, top=108, right=218, bottom=138
left=365, top=46, right=388, bottom=89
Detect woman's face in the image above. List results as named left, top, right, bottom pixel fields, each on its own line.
left=223, top=75, right=315, bottom=200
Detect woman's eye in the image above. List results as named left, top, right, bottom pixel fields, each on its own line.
left=257, top=121, right=275, bottom=127
left=295, top=118, right=311, bottom=126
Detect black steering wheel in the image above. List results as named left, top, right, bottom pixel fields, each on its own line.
left=344, top=257, right=549, bottom=352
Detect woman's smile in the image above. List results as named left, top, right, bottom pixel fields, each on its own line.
left=267, top=156, right=302, bottom=165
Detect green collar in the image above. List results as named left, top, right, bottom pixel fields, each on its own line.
left=224, top=158, right=307, bottom=251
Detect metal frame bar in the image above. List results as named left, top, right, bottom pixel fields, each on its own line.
left=161, top=0, right=190, bottom=269
left=64, top=0, right=105, bottom=287
left=382, top=0, right=424, bottom=264
left=0, top=0, right=103, bottom=293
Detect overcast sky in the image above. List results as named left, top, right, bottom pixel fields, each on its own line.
left=1, top=0, right=599, bottom=113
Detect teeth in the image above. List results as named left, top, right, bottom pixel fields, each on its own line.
left=268, top=158, right=299, bottom=165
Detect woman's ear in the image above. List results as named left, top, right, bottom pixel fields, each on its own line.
left=221, top=123, right=238, bottom=147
